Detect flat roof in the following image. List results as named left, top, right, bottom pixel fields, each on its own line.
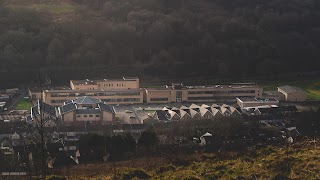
left=71, top=77, right=139, bottom=85
left=147, top=84, right=261, bottom=91
left=145, top=87, right=171, bottom=91
left=278, top=85, right=304, bottom=93
left=71, top=80, right=97, bottom=85
left=185, top=84, right=260, bottom=89
left=263, top=91, right=282, bottom=95
left=44, top=88, right=142, bottom=93
left=237, top=97, right=278, bottom=102
left=30, top=87, right=73, bottom=92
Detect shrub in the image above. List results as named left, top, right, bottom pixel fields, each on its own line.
left=172, top=158, right=190, bottom=167
left=156, top=164, right=175, bottom=174
left=272, top=173, right=291, bottom=180
left=215, top=165, right=227, bottom=171
left=259, top=147, right=275, bottom=156
left=46, top=175, right=67, bottom=180
left=121, top=169, right=151, bottom=180
left=184, top=176, right=201, bottom=180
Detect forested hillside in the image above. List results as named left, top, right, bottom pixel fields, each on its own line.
left=1, top=0, right=320, bottom=80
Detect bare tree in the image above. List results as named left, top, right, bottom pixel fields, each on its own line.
left=26, top=72, right=56, bottom=178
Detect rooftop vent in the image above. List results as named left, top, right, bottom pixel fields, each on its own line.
left=172, top=83, right=183, bottom=89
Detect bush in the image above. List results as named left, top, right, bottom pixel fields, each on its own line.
left=46, top=175, right=67, bottom=180
left=259, top=147, right=275, bottom=156
left=121, top=169, right=151, bottom=180
left=273, top=173, right=291, bottom=180
left=172, top=158, right=190, bottom=167
left=215, top=165, right=227, bottom=171
left=156, top=164, right=175, bottom=174
left=184, top=176, right=201, bottom=180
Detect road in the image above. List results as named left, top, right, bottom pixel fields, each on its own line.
left=132, top=105, right=142, bottom=124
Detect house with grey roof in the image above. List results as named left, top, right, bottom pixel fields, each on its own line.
left=0, top=137, right=13, bottom=160
left=189, top=103, right=201, bottom=109
left=171, top=107, right=179, bottom=111
left=227, top=105, right=242, bottom=117
left=209, top=107, right=224, bottom=120
left=154, top=110, right=181, bottom=122
left=168, top=110, right=181, bottom=121
left=201, top=104, right=210, bottom=109
left=179, top=105, right=189, bottom=110
left=57, top=96, right=115, bottom=125
left=154, top=110, right=170, bottom=122
left=199, top=107, right=214, bottom=119
left=178, top=110, right=192, bottom=121
left=185, top=109, right=201, bottom=120
left=220, top=104, right=241, bottom=117
left=219, top=106, right=232, bottom=117
left=30, top=100, right=58, bottom=127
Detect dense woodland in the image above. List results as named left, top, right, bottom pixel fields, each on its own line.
left=1, top=0, right=320, bottom=82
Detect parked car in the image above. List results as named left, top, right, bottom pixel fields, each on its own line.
left=125, top=110, right=133, bottom=113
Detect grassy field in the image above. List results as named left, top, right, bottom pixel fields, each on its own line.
left=14, top=98, right=32, bottom=110
left=30, top=3, right=75, bottom=14
left=56, top=140, right=320, bottom=180
left=6, top=1, right=76, bottom=14
left=262, top=78, right=320, bottom=100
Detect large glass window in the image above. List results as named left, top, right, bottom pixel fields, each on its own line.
left=176, top=91, right=182, bottom=102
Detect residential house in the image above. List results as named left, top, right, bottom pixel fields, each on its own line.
left=30, top=100, right=58, bottom=127
left=57, top=96, right=115, bottom=125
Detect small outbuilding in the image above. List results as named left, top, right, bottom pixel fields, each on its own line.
left=237, top=97, right=279, bottom=108
left=278, top=85, right=306, bottom=102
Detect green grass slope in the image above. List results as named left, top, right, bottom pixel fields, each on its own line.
left=58, top=142, right=320, bottom=179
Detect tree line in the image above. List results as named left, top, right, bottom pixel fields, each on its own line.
left=77, top=130, right=158, bottom=162
left=1, top=0, right=320, bottom=78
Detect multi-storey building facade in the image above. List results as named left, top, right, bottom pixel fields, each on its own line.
left=145, top=83, right=263, bottom=103
left=43, top=89, right=144, bottom=106
left=70, top=77, right=139, bottom=90
left=40, top=77, right=142, bottom=106
left=30, top=77, right=263, bottom=106
left=57, top=96, right=115, bottom=125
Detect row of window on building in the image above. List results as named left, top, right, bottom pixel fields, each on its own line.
left=188, top=90, right=256, bottom=94
left=51, top=92, right=140, bottom=97
left=51, top=98, right=140, bottom=104
left=76, top=114, right=100, bottom=118
left=102, top=83, right=125, bottom=87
